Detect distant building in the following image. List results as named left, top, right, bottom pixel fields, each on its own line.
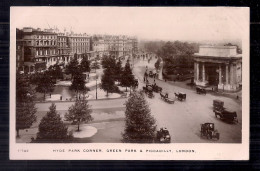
left=16, top=29, right=24, bottom=72
left=16, top=27, right=138, bottom=73
left=92, top=34, right=138, bottom=59
left=67, top=32, right=92, bottom=62
left=57, top=33, right=70, bottom=65
left=194, top=45, right=242, bottom=91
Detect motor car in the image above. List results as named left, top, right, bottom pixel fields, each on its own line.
left=200, top=123, right=220, bottom=140
left=156, top=127, right=171, bottom=143
left=160, top=92, right=175, bottom=104
left=174, top=92, right=186, bottom=101
left=196, top=87, right=206, bottom=95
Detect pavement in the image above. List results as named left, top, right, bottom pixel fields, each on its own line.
left=35, top=98, right=127, bottom=111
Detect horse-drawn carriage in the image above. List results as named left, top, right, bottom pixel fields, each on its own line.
left=200, top=123, right=220, bottom=140
left=160, top=92, right=175, bottom=104
left=151, top=83, right=162, bottom=93
left=174, top=92, right=186, bottom=101
left=142, top=84, right=154, bottom=98
left=213, top=99, right=238, bottom=123
left=155, top=127, right=171, bottom=143
left=196, top=87, right=206, bottom=95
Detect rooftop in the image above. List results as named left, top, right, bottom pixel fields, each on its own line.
left=194, top=45, right=242, bottom=58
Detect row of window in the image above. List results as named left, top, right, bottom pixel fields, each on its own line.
left=36, top=40, right=56, bottom=46
left=70, top=38, right=90, bottom=42
left=71, top=43, right=89, bottom=46
left=36, top=35, right=57, bottom=40
left=36, top=49, right=56, bottom=56
left=58, top=37, right=66, bottom=41
left=57, top=42, right=68, bottom=47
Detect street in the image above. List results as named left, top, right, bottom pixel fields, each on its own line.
left=19, top=58, right=242, bottom=143
left=133, top=58, right=242, bottom=143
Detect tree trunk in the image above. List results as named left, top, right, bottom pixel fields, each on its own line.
left=16, top=128, right=19, bottom=138
left=77, top=122, right=80, bottom=132
left=126, top=87, right=127, bottom=92
left=107, top=91, right=108, bottom=97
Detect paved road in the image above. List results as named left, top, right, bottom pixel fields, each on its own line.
left=35, top=98, right=127, bottom=112
left=133, top=58, right=242, bottom=143
left=24, top=58, right=242, bottom=144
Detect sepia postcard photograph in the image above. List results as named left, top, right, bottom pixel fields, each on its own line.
left=10, top=7, right=249, bottom=160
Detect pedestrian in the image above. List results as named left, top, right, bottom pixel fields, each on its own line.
left=50, top=93, right=51, bottom=98
left=60, top=95, right=62, bottom=101
left=237, top=95, right=239, bottom=99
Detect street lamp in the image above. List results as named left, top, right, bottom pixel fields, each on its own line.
left=95, top=60, right=98, bottom=100
left=96, top=75, right=98, bottom=100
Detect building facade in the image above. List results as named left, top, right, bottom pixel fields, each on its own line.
left=194, top=45, right=242, bottom=91
left=92, top=34, right=138, bottom=59
left=16, top=27, right=138, bottom=73
left=16, top=29, right=24, bottom=72
left=67, top=32, right=92, bottom=62
left=57, top=33, right=70, bottom=65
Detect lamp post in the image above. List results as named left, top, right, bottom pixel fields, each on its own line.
left=95, top=58, right=98, bottom=100
left=96, top=75, right=98, bottom=100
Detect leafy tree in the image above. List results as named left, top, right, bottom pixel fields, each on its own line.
left=157, top=41, right=198, bottom=76
left=34, top=72, right=55, bottom=99
left=114, top=59, right=123, bottom=82
left=70, top=70, right=88, bottom=99
left=65, top=99, right=93, bottom=132
left=65, top=54, right=79, bottom=79
left=80, top=54, right=91, bottom=73
left=48, top=63, right=63, bottom=82
left=121, top=61, right=135, bottom=91
left=36, top=103, right=69, bottom=142
left=101, top=55, right=117, bottom=77
left=122, top=91, right=157, bottom=143
left=16, top=73, right=37, bottom=137
left=100, top=67, right=118, bottom=96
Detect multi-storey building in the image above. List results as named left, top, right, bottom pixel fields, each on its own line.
left=16, top=27, right=137, bottom=73
left=16, top=29, right=24, bottom=72
left=67, top=32, right=91, bottom=62
left=57, top=33, right=70, bottom=65
left=92, top=34, right=138, bottom=59
left=18, top=27, right=58, bottom=73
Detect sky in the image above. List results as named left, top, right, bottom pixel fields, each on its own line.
left=11, top=7, right=248, bottom=42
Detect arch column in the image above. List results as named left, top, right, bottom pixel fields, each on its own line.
left=226, top=64, right=229, bottom=84
left=196, top=62, right=199, bottom=81
left=219, top=64, right=222, bottom=84
left=202, top=63, right=205, bottom=82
